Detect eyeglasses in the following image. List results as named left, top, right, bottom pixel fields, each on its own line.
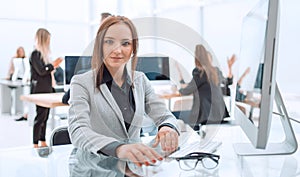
left=172, top=152, right=220, bottom=170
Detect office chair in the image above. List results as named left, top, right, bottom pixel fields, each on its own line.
left=50, top=125, right=71, bottom=146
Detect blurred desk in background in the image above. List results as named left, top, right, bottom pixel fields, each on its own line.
left=0, top=79, right=29, bottom=115
left=20, top=92, right=67, bottom=108
left=236, top=97, right=260, bottom=124
left=158, top=92, right=193, bottom=112
left=20, top=92, right=68, bottom=129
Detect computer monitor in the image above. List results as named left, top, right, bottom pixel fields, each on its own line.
left=254, top=63, right=264, bottom=89
left=136, top=56, right=170, bottom=81
left=64, top=56, right=92, bottom=91
left=233, top=0, right=297, bottom=155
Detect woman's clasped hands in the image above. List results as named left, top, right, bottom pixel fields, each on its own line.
left=116, top=126, right=179, bottom=167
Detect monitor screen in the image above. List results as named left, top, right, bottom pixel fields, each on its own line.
left=64, top=56, right=92, bottom=85
left=136, top=56, right=170, bottom=81
left=254, top=63, right=264, bottom=89
left=232, top=0, right=297, bottom=155
left=235, top=0, right=270, bottom=141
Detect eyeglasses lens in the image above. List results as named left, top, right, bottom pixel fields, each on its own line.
left=201, top=157, right=218, bottom=169
left=179, top=159, right=198, bottom=171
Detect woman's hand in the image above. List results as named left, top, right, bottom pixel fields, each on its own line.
left=152, top=126, right=179, bottom=152
left=227, top=54, right=236, bottom=78
left=116, top=143, right=163, bottom=167
left=52, top=57, right=63, bottom=68
left=227, top=54, right=236, bottom=69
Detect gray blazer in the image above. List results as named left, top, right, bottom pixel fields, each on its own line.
left=68, top=70, right=178, bottom=154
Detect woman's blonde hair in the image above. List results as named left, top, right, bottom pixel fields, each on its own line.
left=194, top=44, right=219, bottom=85
left=35, top=28, right=51, bottom=64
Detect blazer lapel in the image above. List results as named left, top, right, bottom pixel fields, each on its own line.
left=99, top=84, right=128, bottom=135
left=127, top=78, right=144, bottom=136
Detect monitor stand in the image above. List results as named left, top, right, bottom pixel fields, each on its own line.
left=234, top=84, right=298, bottom=156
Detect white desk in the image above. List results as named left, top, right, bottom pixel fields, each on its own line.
left=0, top=145, right=73, bottom=177
left=0, top=79, right=29, bottom=115
left=20, top=92, right=68, bottom=129
left=0, top=120, right=299, bottom=177
left=20, top=92, right=67, bottom=108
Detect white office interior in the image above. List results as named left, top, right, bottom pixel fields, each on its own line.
left=1, top=0, right=300, bottom=92
left=0, top=0, right=300, bottom=176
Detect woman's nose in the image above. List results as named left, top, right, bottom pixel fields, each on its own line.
left=112, top=44, right=122, bottom=54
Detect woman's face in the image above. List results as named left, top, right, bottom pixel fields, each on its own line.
left=103, top=22, right=133, bottom=71
left=17, top=48, right=25, bottom=57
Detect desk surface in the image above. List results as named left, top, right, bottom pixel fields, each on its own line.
left=158, top=92, right=181, bottom=99
left=20, top=92, right=67, bottom=108
left=0, top=79, right=28, bottom=87
left=158, top=91, right=193, bottom=111
left=0, top=145, right=73, bottom=177
left=0, top=120, right=299, bottom=177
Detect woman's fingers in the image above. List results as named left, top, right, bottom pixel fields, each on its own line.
left=159, top=131, right=178, bottom=152
left=156, top=126, right=179, bottom=152
left=142, top=147, right=162, bottom=163
left=151, top=135, right=160, bottom=148
left=116, top=144, right=163, bottom=166
left=116, top=126, right=180, bottom=167
left=125, top=151, right=142, bottom=167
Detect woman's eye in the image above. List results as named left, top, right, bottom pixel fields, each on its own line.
left=122, top=41, right=131, bottom=46
left=105, top=40, right=114, bottom=45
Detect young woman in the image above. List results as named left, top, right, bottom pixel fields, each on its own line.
left=178, top=44, right=229, bottom=130
left=68, top=16, right=179, bottom=167
left=209, top=52, right=236, bottom=96
left=7, top=46, right=26, bottom=80
left=30, top=28, right=62, bottom=148
left=6, top=46, right=30, bottom=121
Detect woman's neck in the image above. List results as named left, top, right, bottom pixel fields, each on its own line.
left=108, top=67, right=125, bottom=87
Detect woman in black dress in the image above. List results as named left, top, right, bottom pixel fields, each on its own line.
left=30, top=28, right=62, bottom=148
left=178, top=44, right=229, bottom=130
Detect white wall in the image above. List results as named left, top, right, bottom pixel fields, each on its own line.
left=154, top=0, right=300, bottom=95
left=0, top=0, right=299, bottom=95
left=204, top=0, right=300, bottom=95
left=0, top=0, right=91, bottom=79
left=277, top=0, right=300, bottom=95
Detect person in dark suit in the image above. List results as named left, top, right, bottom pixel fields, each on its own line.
left=30, top=28, right=62, bottom=148
left=236, top=67, right=251, bottom=102
left=54, top=66, right=64, bottom=85
left=61, top=89, right=70, bottom=104
left=178, top=44, right=229, bottom=130
left=212, top=53, right=236, bottom=97
left=101, top=12, right=111, bottom=22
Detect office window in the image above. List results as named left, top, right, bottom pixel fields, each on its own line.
left=0, top=0, right=91, bottom=79
left=46, top=0, right=89, bottom=22
left=0, top=0, right=45, bottom=20
left=46, top=23, right=90, bottom=56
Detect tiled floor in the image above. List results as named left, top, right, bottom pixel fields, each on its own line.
left=0, top=113, right=32, bottom=149
left=0, top=93, right=299, bottom=149
left=0, top=108, right=68, bottom=149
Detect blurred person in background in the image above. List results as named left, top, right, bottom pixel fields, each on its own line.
left=30, top=28, right=62, bottom=148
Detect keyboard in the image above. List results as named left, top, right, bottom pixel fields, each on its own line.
left=141, top=131, right=222, bottom=158
left=169, top=141, right=222, bottom=158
